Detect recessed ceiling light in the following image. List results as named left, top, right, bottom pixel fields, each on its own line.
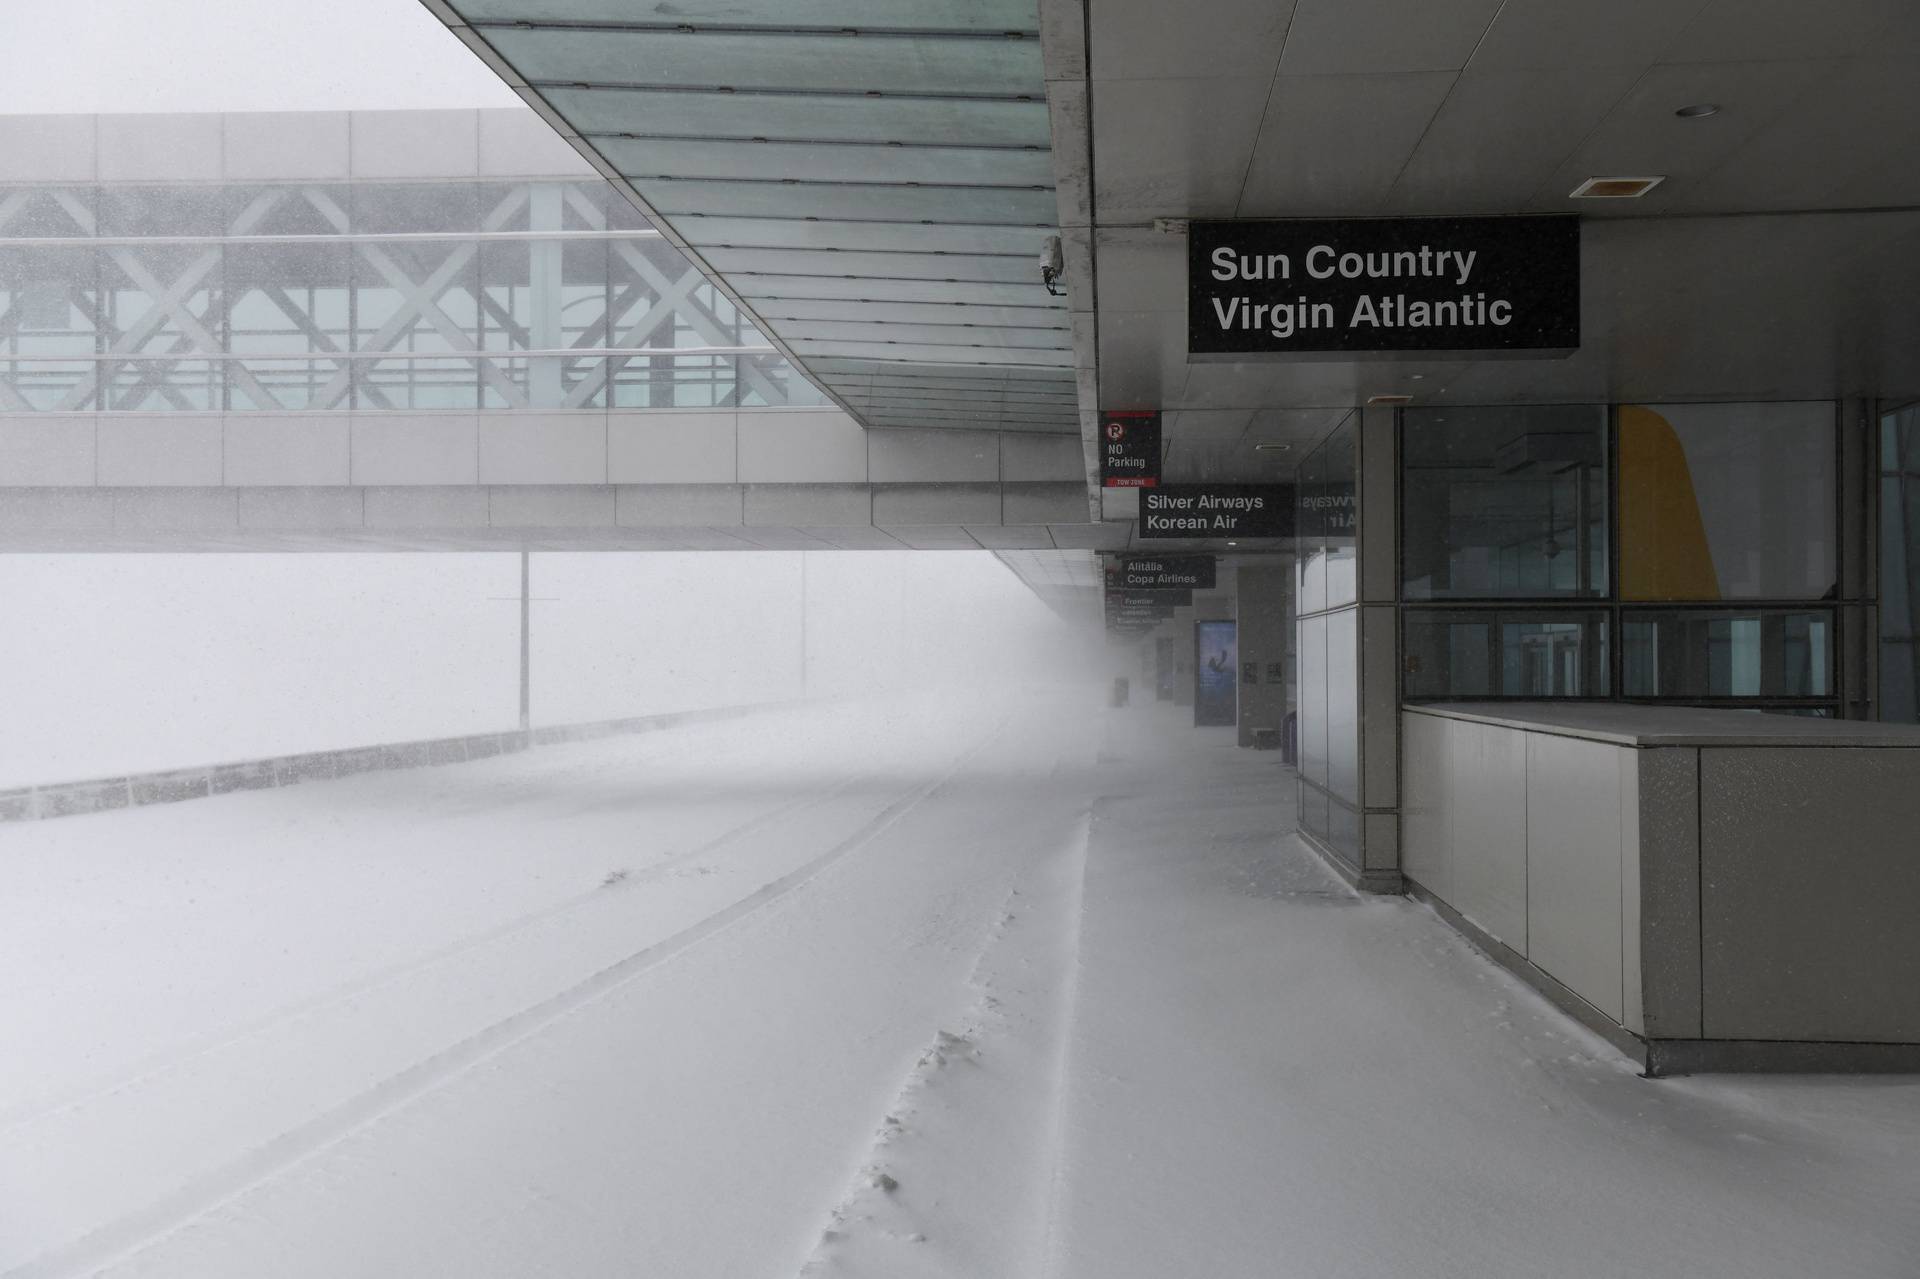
left=1675, top=103, right=1719, bottom=119
left=1226, top=541, right=1238, bottom=547
left=1253, top=442, right=1292, bottom=452
left=1367, top=394, right=1413, bottom=406
left=1570, top=176, right=1664, bottom=199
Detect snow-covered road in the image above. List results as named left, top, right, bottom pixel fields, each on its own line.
left=1, top=693, right=1103, bottom=1277
left=4, top=692, right=1918, bottom=1278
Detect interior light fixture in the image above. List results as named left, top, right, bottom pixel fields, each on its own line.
left=1675, top=103, right=1720, bottom=119
left=1253, top=442, right=1292, bottom=452
left=1367, top=394, right=1413, bottom=406
left=1570, top=176, right=1664, bottom=199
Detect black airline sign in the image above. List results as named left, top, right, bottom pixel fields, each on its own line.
left=1188, top=215, right=1579, bottom=359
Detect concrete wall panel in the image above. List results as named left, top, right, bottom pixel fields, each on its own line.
left=478, top=415, right=606, bottom=484
left=1525, top=734, right=1626, bottom=1022
left=616, top=484, right=744, bottom=527
left=0, top=418, right=95, bottom=487
left=350, top=415, right=480, bottom=486
left=0, top=488, right=112, bottom=531
left=98, top=114, right=222, bottom=182
left=744, top=483, right=871, bottom=527
left=868, top=428, right=998, bottom=483
left=350, top=110, right=480, bottom=179
left=1400, top=711, right=1452, bottom=901
left=237, top=487, right=364, bottom=529
left=1700, top=747, right=1920, bottom=1042
left=1001, top=432, right=1083, bottom=481
left=871, top=483, right=1000, bottom=526
left=224, top=416, right=349, bottom=486
left=1003, top=482, right=1088, bottom=524
left=0, top=115, right=96, bottom=181
left=111, top=488, right=237, bottom=530
left=98, top=418, right=223, bottom=487
left=478, top=108, right=595, bottom=176
left=488, top=485, right=614, bottom=527
left=1635, top=746, right=1702, bottom=1039
left=607, top=412, right=735, bottom=484
left=363, top=486, right=490, bottom=528
left=224, top=112, right=350, bottom=180
left=736, top=410, right=866, bottom=483
left=1451, top=719, right=1529, bottom=949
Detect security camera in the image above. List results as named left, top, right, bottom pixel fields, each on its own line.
left=1039, top=235, right=1064, bottom=295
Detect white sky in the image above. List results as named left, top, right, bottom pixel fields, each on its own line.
left=0, top=0, right=521, bottom=114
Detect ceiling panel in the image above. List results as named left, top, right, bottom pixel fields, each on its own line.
left=703, top=248, right=1040, bottom=284
left=623, top=178, right=1058, bottom=225
left=1672, top=57, right=1920, bottom=212
left=1524, top=59, right=1839, bottom=212
left=1467, top=0, right=1710, bottom=70
left=1276, top=0, right=1504, bottom=75
left=731, top=275, right=1063, bottom=306
left=461, top=0, right=1040, bottom=27
left=1658, top=0, right=1908, bottom=63
left=1090, top=75, right=1275, bottom=223
left=597, top=138, right=1056, bottom=187
left=1089, top=0, right=1295, bottom=80
left=680, top=219, right=1050, bottom=256
left=780, top=319, right=1070, bottom=348
left=488, top=28, right=1045, bottom=97
left=544, top=86, right=1052, bottom=148
left=1237, top=71, right=1455, bottom=215
left=1384, top=67, right=1643, bottom=213
left=754, top=298, right=1066, bottom=328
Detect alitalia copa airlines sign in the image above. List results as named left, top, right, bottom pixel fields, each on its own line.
left=1188, top=215, right=1579, bottom=359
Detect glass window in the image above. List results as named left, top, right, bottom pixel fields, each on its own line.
left=0, top=186, right=95, bottom=238
left=226, top=243, right=351, bottom=411
left=1403, top=609, right=1610, bottom=699
left=1621, top=609, right=1831, bottom=700
left=1402, top=405, right=1607, bottom=600
left=1295, top=434, right=1326, bottom=616
left=101, top=243, right=222, bottom=410
left=1619, top=401, right=1836, bottom=601
left=1879, top=402, right=1920, bottom=722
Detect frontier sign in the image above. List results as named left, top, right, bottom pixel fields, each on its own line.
left=1188, top=215, right=1579, bottom=359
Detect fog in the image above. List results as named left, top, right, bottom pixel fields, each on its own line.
left=0, top=0, right=517, bottom=114
left=0, top=550, right=1086, bottom=787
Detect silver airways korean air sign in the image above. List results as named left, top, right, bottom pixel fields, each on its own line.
left=1188, top=216, right=1578, bottom=359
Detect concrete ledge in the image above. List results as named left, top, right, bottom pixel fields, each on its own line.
left=1292, top=829, right=1403, bottom=895
left=1408, top=878, right=1648, bottom=1068
left=1408, top=879, right=1920, bottom=1076
left=0, top=703, right=801, bottom=824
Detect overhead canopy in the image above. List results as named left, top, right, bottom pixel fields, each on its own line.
left=1066, top=0, right=1920, bottom=487
left=424, top=0, right=1077, bottom=438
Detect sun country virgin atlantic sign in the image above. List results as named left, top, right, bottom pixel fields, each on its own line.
left=1188, top=216, right=1579, bottom=359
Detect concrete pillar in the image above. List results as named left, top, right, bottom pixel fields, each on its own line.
left=1236, top=558, right=1292, bottom=748
left=1356, top=405, right=1401, bottom=885
left=1170, top=605, right=1195, bottom=707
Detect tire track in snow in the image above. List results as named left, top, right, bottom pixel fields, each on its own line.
left=6, top=720, right=1011, bottom=1279
left=0, top=772, right=877, bottom=1138
left=793, top=802, right=1093, bottom=1279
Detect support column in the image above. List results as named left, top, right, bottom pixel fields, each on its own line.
left=1356, top=405, right=1402, bottom=885
left=1236, top=558, right=1293, bottom=748
left=518, top=549, right=531, bottom=735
